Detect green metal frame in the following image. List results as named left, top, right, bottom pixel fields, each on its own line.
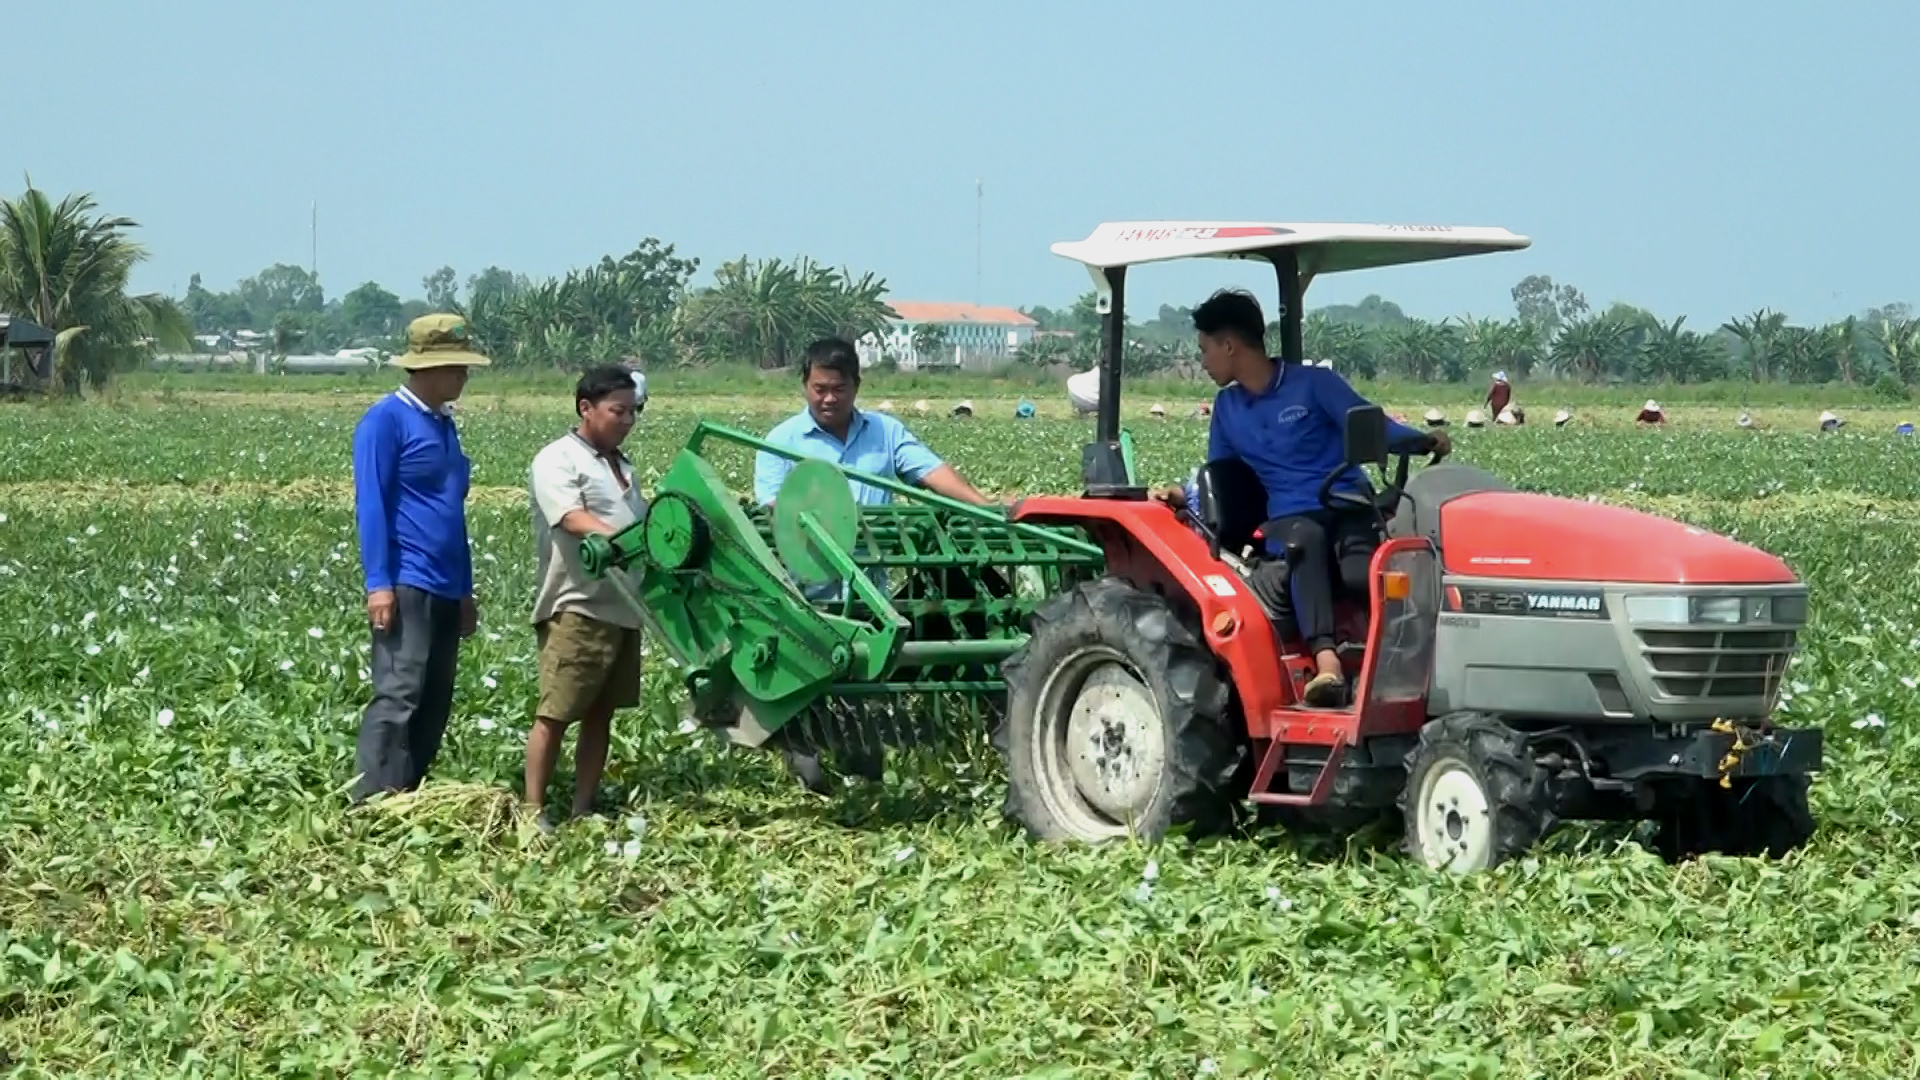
left=584, top=421, right=1106, bottom=752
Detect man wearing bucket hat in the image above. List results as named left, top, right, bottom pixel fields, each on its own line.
left=348, top=313, right=490, bottom=803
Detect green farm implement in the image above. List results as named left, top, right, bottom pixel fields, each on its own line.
left=581, top=420, right=1105, bottom=766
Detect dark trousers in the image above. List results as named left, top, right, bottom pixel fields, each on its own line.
left=1261, top=510, right=1377, bottom=654
left=352, top=585, right=462, bottom=802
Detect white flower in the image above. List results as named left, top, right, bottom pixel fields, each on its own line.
left=307, top=627, right=325, bottom=639
left=278, top=659, right=294, bottom=672
left=1142, top=859, right=1159, bottom=882
left=84, top=644, right=101, bottom=657
left=481, top=674, right=498, bottom=690
left=85, top=524, right=98, bottom=536
left=676, top=717, right=698, bottom=735
left=475, top=717, right=496, bottom=733
left=157, top=708, right=175, bottom=728
left=892, top=845, right=915, bottom=863
left=1903, top=676, right=1917, bottom=690
left=1852, top=713, right=1885, bottom=730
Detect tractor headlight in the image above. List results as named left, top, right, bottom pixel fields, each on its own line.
left=1692, top=596, right=1745, bottom=625
left=1624, top=593, right=1805, bottom=626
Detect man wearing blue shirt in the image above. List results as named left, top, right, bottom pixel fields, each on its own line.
left=349, top=314, right=489, bottom=803
left=1154, top=289, right=1448, bottom=708
left=750, top=337, right=991, bottom=792
left=753, top=337, right=990, bottom=508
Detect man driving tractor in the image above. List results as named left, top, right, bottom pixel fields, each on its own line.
left=1153, top=288, right=1450, bottom=708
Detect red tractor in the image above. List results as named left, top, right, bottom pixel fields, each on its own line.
left=999, top=221, right=1820, bottom=872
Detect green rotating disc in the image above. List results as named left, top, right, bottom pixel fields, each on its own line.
left=643, top=492, right=708, bottom=570
left=773, top=458, right=860, bottom=587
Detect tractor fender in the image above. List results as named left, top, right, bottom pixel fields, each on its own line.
left=1011, top=496, right=1292, bottom=724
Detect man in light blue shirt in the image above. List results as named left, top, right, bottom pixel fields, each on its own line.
left=753, top=337, right=990, bottom=508
left=750, top=336, right=991, bottom=793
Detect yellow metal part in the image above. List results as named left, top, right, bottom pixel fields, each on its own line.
left=1710, top=717, right=1762, bottom=789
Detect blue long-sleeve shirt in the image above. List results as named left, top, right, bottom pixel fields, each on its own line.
left=352, top=388, right=473, bottom=600
left=1193, top=361, right=1429, bottom=530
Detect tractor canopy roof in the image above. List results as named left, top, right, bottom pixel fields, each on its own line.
left=1050, top=221, right=1530, bottom=285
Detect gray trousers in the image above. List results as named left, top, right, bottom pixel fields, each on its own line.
left=352, top=585, right=462, bottom=802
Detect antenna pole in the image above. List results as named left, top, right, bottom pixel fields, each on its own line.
left=310, top=201, right=317, bottom=280
left=974, top=178, right=983, bottom=306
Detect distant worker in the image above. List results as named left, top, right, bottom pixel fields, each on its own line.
left=951, top=399, right=975, bottom=418
left=1637, top=400, right=1666, bottom=424
left=1496, top=406, right=1523, bottom=426
left=1423, top=407, right=1447, bottom=428
left=1150, top=288, right=1449, bottom=708
left=1015, top=400, right=1036, bottom=419
left=1486, top=370, right=1512, bottom=417
left=1466, top=409, right=1487, bottom=429
left=1898, top=422, right=1914, bottom=436
left=1819, top=410, right=1844, bottom=433
left=523, top=365, right=649, bottom=830
left=1554, top=408, right=1573, bottom=428
left=348, top=314, right=489, bottom=804
left=1150, top=402, right=1167, bottom=419
left=1737, top=411, right=1755, bottom=429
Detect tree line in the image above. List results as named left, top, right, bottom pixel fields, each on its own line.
left=1022, top=279, right=1920, bottom=397
left=4, top=180, right=1917, bottom=395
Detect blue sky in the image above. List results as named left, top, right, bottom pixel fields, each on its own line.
left=15, top=0, right=1918, bottom=326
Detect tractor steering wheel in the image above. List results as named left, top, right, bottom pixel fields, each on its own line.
left=1318, top=438, right=1435, bottom=516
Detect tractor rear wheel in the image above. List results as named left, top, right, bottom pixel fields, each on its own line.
left=1399, top=712, right=1550, bottom=873
left=1650, top=774, right=1815, bottom=862
left=996, top=577, right=1240, bottom=844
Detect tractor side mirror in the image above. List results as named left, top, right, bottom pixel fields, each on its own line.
left=1344, top=405, right=1390, bottom=472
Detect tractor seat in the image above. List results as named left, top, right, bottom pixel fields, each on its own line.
left=1192, top=458, right=1303, bottom=565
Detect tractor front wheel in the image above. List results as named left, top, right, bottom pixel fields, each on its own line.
left=1399, top=712, right=1551, bottom=873
left=996, top=578, right=1239, bottom=844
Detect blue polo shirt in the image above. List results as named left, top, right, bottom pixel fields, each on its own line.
left=352, top=387, right=473, bottom=600
left=753, top=408, right=945, bottom=506
left=1200, top=362, right=1429, bottom=527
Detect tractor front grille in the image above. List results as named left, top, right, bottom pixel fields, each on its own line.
left=1636, top=628, right=1797, bottom=701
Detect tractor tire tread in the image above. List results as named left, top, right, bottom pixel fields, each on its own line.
left=996, top=575, right=1240, bottom=843
left=1397, top=711, right=1551, bottom=871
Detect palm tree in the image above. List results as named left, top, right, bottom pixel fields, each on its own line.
left=1549, top=314, right=1629, bottom=383
left=1721, top=309, right=1787, bottom=383
left=0, top=183, right=191, bottom=393
left=910, top=322, right=948, bottom=367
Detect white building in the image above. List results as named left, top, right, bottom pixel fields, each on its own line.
left=859, top=301, right=1039, bottom=371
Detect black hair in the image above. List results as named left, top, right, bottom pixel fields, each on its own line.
left=1191, top=288, right=1267, bottom=351
left=575, top=364, right=637, bottom=415
left=799, top=337, right=861, bottom=384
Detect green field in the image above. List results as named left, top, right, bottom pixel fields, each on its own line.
left=4, top=382, right=1920, bottom=1078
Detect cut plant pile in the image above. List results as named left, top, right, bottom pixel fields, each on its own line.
left=3, top=399, right=1918, bottom=1077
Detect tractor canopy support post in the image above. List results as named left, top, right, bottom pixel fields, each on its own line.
left=1272, top=251, right=1303, bottom=364
left=1082, top=267, right=1141, bottom=497
left=1096, top=266, right=1125, bottom=444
